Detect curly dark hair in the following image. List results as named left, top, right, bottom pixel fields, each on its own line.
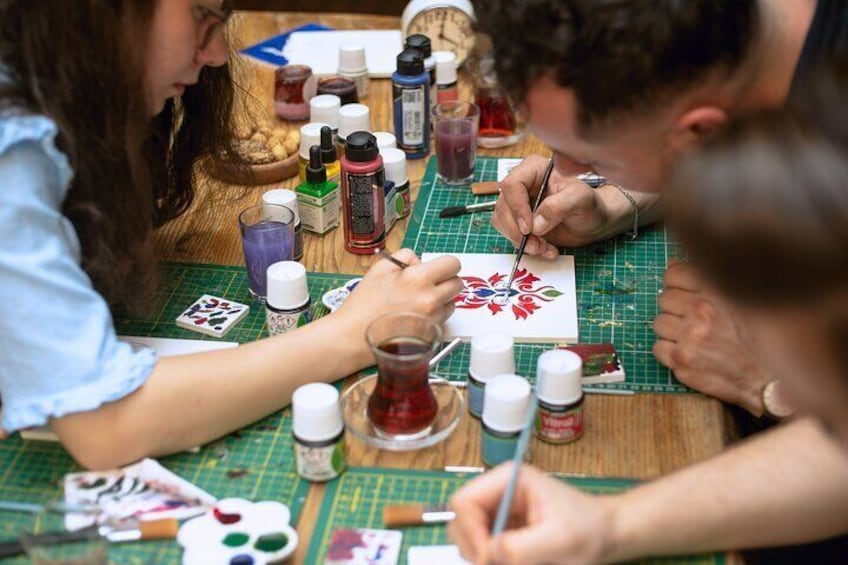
left=0, top=0, right=244, bottom=312
left=473, top=0, right=760, bottom=133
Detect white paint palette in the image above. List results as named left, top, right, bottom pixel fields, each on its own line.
left=178, top=498, right=298, bottom=565
left=422, top=253, right=579, bottom=343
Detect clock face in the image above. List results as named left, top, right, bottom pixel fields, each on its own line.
left=407, top=6, right=475, bottom=66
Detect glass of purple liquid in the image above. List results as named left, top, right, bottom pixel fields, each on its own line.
left=433, top=100, right=480, bottom=185
left=238, top=203, right=295, bottom=301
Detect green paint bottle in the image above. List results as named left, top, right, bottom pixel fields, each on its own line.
left=296, top=145, right=339, bottom=234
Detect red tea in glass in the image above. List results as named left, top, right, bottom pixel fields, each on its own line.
left=475, top=85, right=521, bottom=148
left=365, top=313, right=442, bottom=439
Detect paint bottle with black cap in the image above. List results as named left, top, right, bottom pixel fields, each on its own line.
left=392, top=48, right=430, bottom=159
left=296, top=145, right=339, bottom=235
left=340, top=131, right=386, bottom=254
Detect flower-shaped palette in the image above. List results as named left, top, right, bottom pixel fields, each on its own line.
left=178, top=498, right=298, bottom=565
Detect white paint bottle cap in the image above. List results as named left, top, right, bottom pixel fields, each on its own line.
left=433, top=51, right=457, bottom=86
left=263, top=188, right=299, bottom=224
left=469, top=333, right=515, bottom=382
left=483, top=374, right=532, bottom=433
left=338, top=43, right=367, bottom=73
left=299, top=122, right=330, bottom=159
left=373, top=131, right=397, bottom=150
left=292, top=383, right=343, bottom=441
left=536, top=349, right=583, bottom=405
left=338, top=104, right=371, bottom=141
left=309, top=95, right=341, bottom=129
left=380, top=147, right=408, bottom=185
left=267, top=261, right=309, bottom=311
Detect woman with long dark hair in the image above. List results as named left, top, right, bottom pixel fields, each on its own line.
left=0, top=1, right=462, bottom=469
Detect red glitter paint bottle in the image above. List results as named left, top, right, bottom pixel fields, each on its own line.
left=340, top=131, right=386, bottom=254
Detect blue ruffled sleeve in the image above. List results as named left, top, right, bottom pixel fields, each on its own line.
left=0, top=113, right=157, bottom=433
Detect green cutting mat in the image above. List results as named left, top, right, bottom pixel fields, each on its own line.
left=0, top=262, right=358, bottom=564
left=402, top=157, right=686, bottom=393
left=305, top=466, right=723, bottom=564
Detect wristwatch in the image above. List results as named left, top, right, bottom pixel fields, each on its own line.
left=761, top=379, right=796, bottom=421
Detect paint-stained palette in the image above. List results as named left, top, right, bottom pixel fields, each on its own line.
left=422, top=252, right=578, bottom=343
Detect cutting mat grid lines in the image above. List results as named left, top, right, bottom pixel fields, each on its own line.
left=0, top=263, right=358, bottom=564
left=403, top=157, right=687, bottom=393
left=306, top=467, right=723, bottom=565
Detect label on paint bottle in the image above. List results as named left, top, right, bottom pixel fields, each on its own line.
left=395, top=84, right=426, bottom=148
left=481, top=423, right=530, bottom=468
left=266, top=299, right=312, bottom=336
left=467, top=372, right=486, bottom=419
left=293, top=433, right=346, bottom=482
left=344, top=170, right=386, bottom=252
left=534, top=397, right=585, bottom=444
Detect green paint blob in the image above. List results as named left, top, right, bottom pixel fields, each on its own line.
left=222, top=532, right=250, bottom=548
left=254, top=532, right=289, bottom=552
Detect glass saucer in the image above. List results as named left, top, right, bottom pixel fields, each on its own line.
left=340, top=374, right=464, bottom=451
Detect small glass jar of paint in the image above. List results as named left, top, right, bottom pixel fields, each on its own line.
left=317, top=75, right=359, bottom=106
left=262, top=189, right=303, bottom=262
left=265, top=261, right=312, bottom=336
left=481, top=374, right=532, bottom=468
left=467, top=333, right=516, bottom=419
left=381, top=147, right=410, bottom=220
left=309, top=94, right=341, bottom=141
left=336, top=103, right=372, bottom=156
left=434, top=51, right=458, bottom=104
left=292, top=383, right=346, bottom=482
left=338, top=43, right=370, bottom=100
left=274, top=64, right=317, bottom=121
left=535, top=350, right=585, bottom=444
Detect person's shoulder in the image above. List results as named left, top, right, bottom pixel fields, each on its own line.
left=0, top=110, right=73, bottom=200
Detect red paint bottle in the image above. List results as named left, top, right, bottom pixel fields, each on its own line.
left=340, top=131, right=386, bottom=254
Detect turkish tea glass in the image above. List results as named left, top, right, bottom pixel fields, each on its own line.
left=366, top=312, right=442, bottom=440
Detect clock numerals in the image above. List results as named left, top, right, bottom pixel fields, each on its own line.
left=409, top=7, right=475, bottom=65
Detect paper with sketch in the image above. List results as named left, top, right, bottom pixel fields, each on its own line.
left=423, top=253, right=579, bottom=343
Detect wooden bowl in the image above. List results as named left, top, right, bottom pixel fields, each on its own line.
left=207, top=152, right=299, bottom=186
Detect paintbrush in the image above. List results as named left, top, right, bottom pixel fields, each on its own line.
left=429, top=337, right=462, bottom=367
left=503, top=157, right=555, bottom=293
left=438, top=200, right=497, bottom=218
left=0, top=518, right=179, bottom=559
left=376, top=248, right=411, bottom=269
left=0, top=500, right=100, bottom=515
left=383, top=504, right=456, bottom=528
left=490, top=397, right=537, bottom=538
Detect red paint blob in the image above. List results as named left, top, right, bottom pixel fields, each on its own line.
left=214, top=507, right=242, bottom=525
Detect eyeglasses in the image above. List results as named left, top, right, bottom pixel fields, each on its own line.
left=195, top=0, right=233, bottom=51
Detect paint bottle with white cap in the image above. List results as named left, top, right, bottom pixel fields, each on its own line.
left=291, top=383, right=346, bottom=482
left=535, top=349, right=585, bottom=444
left=481, top=374, right=532, bottom=468
left=380, top=147, right=410, bottom=222
left=434, top=51, right=458, bottom=104
left=265, top=261, right=312, bottom=336
left=309, top=94, right=341, bottom=142
left=467, top=333, right=516, bottom=419
left=336, top=103, right=372, bottom=157
left=262, top=189, right=303, bottom=262
left=338, top=43, right=370, bottom=100
left=373, top=131, right=397, bottom=151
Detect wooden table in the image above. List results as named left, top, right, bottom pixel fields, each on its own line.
left=154, top=12, right=729, bottom=563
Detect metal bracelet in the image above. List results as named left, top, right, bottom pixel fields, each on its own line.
left=611, top=183, right=639, bottom=240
